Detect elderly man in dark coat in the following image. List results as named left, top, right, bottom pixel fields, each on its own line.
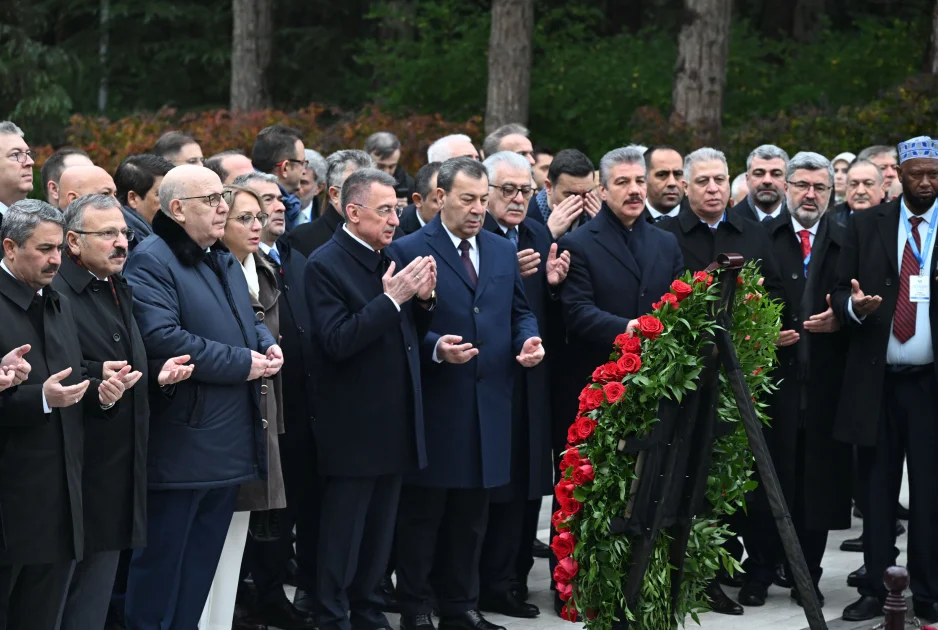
left=478, top=152, right=570, bottom=619
left=122, top=165, right=282, bottom=630
left=745, top=153, right=851, bottom=608
left=0, top=199, right=129, bottom=630
left=390, top=157, right=542, bottom=630
left=52, top=194, right=194, bottom=630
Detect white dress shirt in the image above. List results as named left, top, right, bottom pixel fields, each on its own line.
left=416, top=210, right=428, bottom=229
left=1, top=259, right=50, bottom=412
left=258, top=241, right=278, bottom=260
left=341, top=225, right=400, bottom=312
left=754, top=203, right=783, bottom=222
left=645, top=199, right=680, bottom=220
left=0, top=200, right=7, bottom=215
left=440, top=222, right=479, bottom=274
left=791, top=215, right=818, bottom=249
left=297, top=202, right=313, bottom=225
left=847, top=201, right=936, bottom=366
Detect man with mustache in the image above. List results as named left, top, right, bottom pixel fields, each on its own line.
left=641, top=145, right=685, bottom=222
left=833, top=137, right=938, bottom=623
left=833, top=159, right=886, bottom=228
left=52, top=194, right=193, bottom=629
left=730, top=145, right=790, bottom=223
left=0, top=199, right=131, bottom=630
left=746, top=153, right=851, bottom=608
left=478, top=152, right=569, bottom=619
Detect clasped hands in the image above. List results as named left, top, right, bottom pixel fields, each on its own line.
left=248, top=345, right=284, bottom=381
left=383, top=256, right=437, bottom=304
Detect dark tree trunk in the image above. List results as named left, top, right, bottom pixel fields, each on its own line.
left=230, top=0, right=272, bottom=112
left=927, top=0, right=938, bottom=74
left=671, top=0, right=731, bottom=146
left=485, top=0, right=534, bottom=134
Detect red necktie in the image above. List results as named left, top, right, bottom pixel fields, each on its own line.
left=798, top=230, right=812, bottom=276
left=894, top=216, right=923, bottom=344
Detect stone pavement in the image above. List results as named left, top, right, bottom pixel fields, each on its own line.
left=280, top=475, right=911, bottom=630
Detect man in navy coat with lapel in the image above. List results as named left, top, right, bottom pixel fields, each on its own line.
left=389, top=157, right=543, bottom=630
left=305, top=168, right=437, bottom=630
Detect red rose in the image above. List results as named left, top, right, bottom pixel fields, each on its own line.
left=637, top=315, right=665, bottom=341
left=592, top=361, right=622, bottom=383
left=603, top=381, right=625, bottom=404
left=578, top=386, right=604, bottom=412
left=617, top=333, right=642, bottom=354
left=671, top=279, right=693, bottom=301
left=551, top=531, right=576, bottom=559
left=562, top=447, right=581, bottom=470
left=752, top=367, right=762, bottom=376
left=560, top=496, right=582, bottom=516
left=660, top=292, right=679, bottom=309
left=617, top=352, right=642, bottom=374
left=573, top=464, right=595, bottom=485
left=575, top=416, right=598, bottom=439
left=566, top=424, right=579, bottom=445
left=693, top=271, right=713, bottom=286
left=560, top=604, right=578, bottom=622
left=737, top=275, right=744, bottom=286
left=554, top=556, right=579, bottom=583
left=551, top=509, right=568, bottom=529
left=745, top=292, right=761, bottom=302
left=555, top=479, right=575, bottom=501
left=556, top=581, right=574, bottom=602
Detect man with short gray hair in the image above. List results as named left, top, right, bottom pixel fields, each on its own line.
left=833, top=159, right=886, bottom=227
left=286, top=150, right=376, bottom=258
left=730, top=144, right=790, bottom=223
left=306, top=167, right=436, bottom=630
left=297, top=149, right=327, bottom=224
left=0, top=122, right=35, bottom=222
left=858, top=145, right=900, bottom=201
left=0, top=199, right=131, bottom=630
left=482, top=125, right=534, bottom=167
left=427, top=134, right=480, bottom=163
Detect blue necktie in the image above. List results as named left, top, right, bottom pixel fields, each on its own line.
left=268, top=248, right=281, bottom=265
left=507, top=227, right=519, bottom=248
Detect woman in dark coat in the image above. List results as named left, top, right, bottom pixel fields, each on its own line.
left=200, top=185, right=287, bottom=629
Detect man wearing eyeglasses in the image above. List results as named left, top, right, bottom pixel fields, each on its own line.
left=252, top=125, right=308, bottom=233
left=0, top=121, right=35, bottom=226
left=305, top=168, right=436, bottom=630
left=747, top=153, right=850, bottom=609
left=55, top=166, right=117, bottom=211
left=51, top=194, right=193, bottom=629
left=122, top=165, right=282, bottom=630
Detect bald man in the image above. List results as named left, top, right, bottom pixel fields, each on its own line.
left=122, top=165, right=281, bottom=629
left=57, top=166, right=117, bottom=210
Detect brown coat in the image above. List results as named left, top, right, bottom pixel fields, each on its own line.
left=236, top=253, right=287, bottom=512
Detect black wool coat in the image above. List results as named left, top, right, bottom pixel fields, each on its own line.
left=761, top=210, right=852, bottom=530
left=285, top=203, right=343, bottom=259
left=52, top=255, right=152, bottom=552
left=0, top=270, right=115, bottom=564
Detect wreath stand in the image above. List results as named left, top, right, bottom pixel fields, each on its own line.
left=607, top=254, right=827, bottom=630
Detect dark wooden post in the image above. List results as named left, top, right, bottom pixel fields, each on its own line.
left=883, top=566, right=910, bottom=630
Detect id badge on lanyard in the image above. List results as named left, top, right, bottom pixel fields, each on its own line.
left=904, top=209, right=936, bottom=303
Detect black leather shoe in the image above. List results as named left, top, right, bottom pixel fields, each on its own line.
left=293, top=588, right=314, bottom=615
left=704, top=580, right=743, bottom=615
left=914, top=601, right=938, bottom=622
left=842, top=595, right=884, bottom=621
left=401, top=614, right=436, bottom=630
left=840, top=536, right=863, bottom=552
left=553, top=593, right=564, bottom=617
left=439, top=610, right=506, bottom=630
left=479, top=590, right=539, bottom=618
left=897, top=520, right=907, bottom=536
left=377, top=575, right=399, bottom=613
left=897, top=502, right=910, bottom=520
left=532, top=538, right=551, bottom=559
left=255, top=598, right=316, bottom=630
left=738, top=581, right=768, bottom=607
left=847, top=564, right=867, bottom=588
left=509, top=581, right=528, bottom=600
left=773, top=564, right=793, bottom=588
left=717, top=569, right=743, bottom=588
left=791, top=585, right=825, bottom=608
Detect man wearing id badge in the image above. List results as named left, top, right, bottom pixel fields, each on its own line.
left=831, top=136, right=938, bottom=623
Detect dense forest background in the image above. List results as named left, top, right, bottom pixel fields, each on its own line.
left=3, top=0, right=938, bottom=172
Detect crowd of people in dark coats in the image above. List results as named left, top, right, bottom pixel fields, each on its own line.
left=0, top=116, right=936, bottom=630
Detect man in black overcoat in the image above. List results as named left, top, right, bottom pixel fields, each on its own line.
left=53, top=194, right=194, bottom=630
left=305, top=168, right=436, bottom=630
left=0, top=200, right=129, bottom=630
left=832, top=137, right=938, bottom=623
left=742, top=154, right=851, bottom=608
left=396, top=162, right=444, bottom=238
left=728, top=145, right=789, bottom=224
left=831, top=159, right=885, bottom=228
left=478, top=153, right=570, bottom=619
left=286, top=150, right=374, bottom=257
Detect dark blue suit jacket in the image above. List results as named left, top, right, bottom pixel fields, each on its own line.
left=305, top=227, right=431, bottom=477
left=557, top=205, right=684, bottom=420
left=389, top=215, right=540, bottom=489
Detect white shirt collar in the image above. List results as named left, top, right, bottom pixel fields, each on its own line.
left=754, top=202, right=783, bottom=222
left=1, top=259, right=41, bottom=295
left=416, top=209, right=427, bottom=228
left=0, top=201, right=7, bottom=215
left=645, top=199, right=679, bottom=219
left=342, top=224, right=377, bottom=252
left=901, top=198, right=937, bottom=225
left=258, top=241, right=278, bottom=256
left=440, top=221, right=477, bottom=252
left=790, top=215, right=819, bottom=236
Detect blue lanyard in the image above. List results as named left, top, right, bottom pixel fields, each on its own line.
left=902, top=207, right=937, bottom=274
left=803, top=251, right=811, bottom=278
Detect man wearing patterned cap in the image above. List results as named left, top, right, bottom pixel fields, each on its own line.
left=832, top=136, right=938, bottom=623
